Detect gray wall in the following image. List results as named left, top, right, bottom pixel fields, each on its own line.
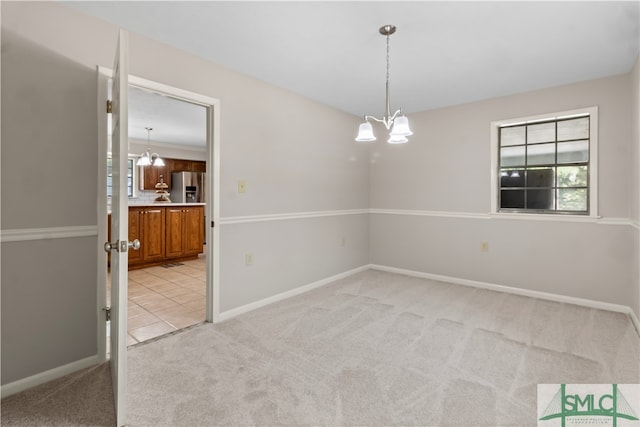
left=631, top=57, right=640, bottom=318
left=1, top=30, right=99, bottom=384
left=2, top=0, right=638, bottom=388
left=1, top=238, right=97, bottom=384
left=1, top=32, right=98, bottom=228
left=633, top=58, right=640, bottom=225
left=1, top=1, right=367, bottom=385
left=125, top=19, right=370, bottom=315
left=369, top=73, right=638, bottom=311
left=220, top=215, right=368, bottom=311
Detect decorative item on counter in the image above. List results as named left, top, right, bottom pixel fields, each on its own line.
left=154, top=175, right=171, bottom=202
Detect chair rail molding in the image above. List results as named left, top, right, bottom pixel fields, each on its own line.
left=0, top=225, right=98, bottom=243
left=219, top=209, right=369, bottom=225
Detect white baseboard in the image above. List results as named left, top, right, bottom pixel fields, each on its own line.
left=218, top=265, right=370, bottom=322
left=370, top=264, right=640, bottom=336
left=5, top=264, right=635, bottom=399
left=1, top=355, right=99, bottom=398
left=218, top=263, right=640, bottom=337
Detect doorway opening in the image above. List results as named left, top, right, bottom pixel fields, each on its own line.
left=98, top=71, right=220, bottom=359
left=117, top=84, right=208, bottom=346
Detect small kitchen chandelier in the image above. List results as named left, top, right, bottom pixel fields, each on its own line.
left=136, top=127, right=165, bottom=167
left=355, top=24, right=413, bottom=144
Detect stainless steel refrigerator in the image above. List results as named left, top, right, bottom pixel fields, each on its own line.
left=170, top=171, right=205, bottom=203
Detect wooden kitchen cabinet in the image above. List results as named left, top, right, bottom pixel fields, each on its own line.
left=127, top=206, right=166, bottom=264
left=183, top=206, right=204, bottom=255
left=111, top=205, right=203, bottom=270
left=170, top=159, right=191, bottom=172
left=192, top=161, right=206, bottom=172
left=127, top=208, right=143, bottom=264
left=165, top=207, right=185, bottom=258
left=165, top=206, right=204, bottom=259
left=140, top=207, right=165, bottom=262
left=169, top=159, right=206, bottom=173
left=139, top=159, right=205, bottom=191
left=139, top=164, right=169, bottom=191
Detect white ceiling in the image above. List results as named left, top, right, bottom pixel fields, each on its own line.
left=64, top=1, right=639, bottom=145
left=128, top=86, right=206, bottom=147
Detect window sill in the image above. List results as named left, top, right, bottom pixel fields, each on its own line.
left=489, top=212, right=604, bottom=223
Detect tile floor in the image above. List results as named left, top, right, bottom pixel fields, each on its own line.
left=108, top=256, right=206, bottom=346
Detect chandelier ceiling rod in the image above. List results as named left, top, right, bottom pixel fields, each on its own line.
left=383, top=24, right=394, bottom=127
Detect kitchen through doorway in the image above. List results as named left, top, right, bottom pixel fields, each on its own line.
left=119, top=255, right=206, bottom=345
left=105, top=81, right=215, bottom=349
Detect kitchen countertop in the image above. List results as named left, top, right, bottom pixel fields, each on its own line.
left=128, top=202, right=206, bottom=207
left=108, top=202, right=206, bottom=214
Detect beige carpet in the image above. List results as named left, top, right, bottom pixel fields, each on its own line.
left=128, top=270, right=639, bottom=426
left=2, top=270, right=639, bottom=426
left=1, top=362, right=115, bottom=426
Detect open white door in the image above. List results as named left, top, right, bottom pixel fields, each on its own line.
left=104, top=29, right=132, bottom=427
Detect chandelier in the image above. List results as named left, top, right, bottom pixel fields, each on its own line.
left=355, top=25, right=413, bottom=144
left=136, top=127, right=165, bottom=167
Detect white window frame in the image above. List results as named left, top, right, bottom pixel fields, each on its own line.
left=490, top=106, right=599, bottom=218
left=107, top=155, right=138, bottom=198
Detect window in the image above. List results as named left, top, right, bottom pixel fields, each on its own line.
left=491, top=107, right=598, bottom=216
left=107, top=157, right=134, bottom=197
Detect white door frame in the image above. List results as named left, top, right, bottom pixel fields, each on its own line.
left=96, top=71, right=221, bottom=361
left=96, top=68, right=110, bottom=362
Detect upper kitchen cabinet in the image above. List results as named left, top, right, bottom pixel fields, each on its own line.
left=170, top=159, right=206, bottom=173
left=171, top=159, right=191, bottom=172
left=192, top=161, right=206, bottom=173
left=140, top=158, right=206, bottom=191
left=139, top=163, right=169, bottom=191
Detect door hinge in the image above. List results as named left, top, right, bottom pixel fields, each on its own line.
left=211, top=220, right=215, bottom=228
left=106, top=100, right=113, bottom=114
left=103, top=307, right=111, bottom=322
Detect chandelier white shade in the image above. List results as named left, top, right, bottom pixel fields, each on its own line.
left=136, top=127, right=164, bottom=167
left=388, top=134, right=409, bottom=144
left=389, top=115, right=413, bottom=137
left=355, top=25, right=413, bottom=144
left=136, top=154, right=151, bottom=166
left=356, top=122, right=376, bottom=142
left=153, top=156, right=165, bottom=167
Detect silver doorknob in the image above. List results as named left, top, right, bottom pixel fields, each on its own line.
left=104, top=239, right=140, bottom=253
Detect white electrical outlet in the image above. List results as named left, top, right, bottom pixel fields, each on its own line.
left=245, top=253, right=253, bottom=266
left=238, top=180, right=247, bottom=193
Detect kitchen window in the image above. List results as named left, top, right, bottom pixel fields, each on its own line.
left=107, top=157, right=134, bottom=197
left=491, top=107, right=598, bottom=216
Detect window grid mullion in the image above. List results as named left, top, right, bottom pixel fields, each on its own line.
left=498, top=114, right=590, bottom=214
left=554, top=121, right=558, bottom=211
left=524, top=124, right=528, bottom=210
